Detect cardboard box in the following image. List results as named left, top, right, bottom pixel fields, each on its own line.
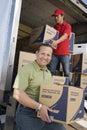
left=53, top=76, right=69, bottom=85
left=70, top=118, right=87, bottom=130
left=64, top=124, right=75, bottom=130
left=73, top=43, right=87, bottom=54
left=18, top=51, right=36, bottom=70
left=39, top=85, right=84, bottom=124
left=64, top=118, right=87, bottom=130
left=73, top=73, right=87, bottom=89
left=29, top=24, right=59, bottom=45
left=72, top=53, right=87, bottom=74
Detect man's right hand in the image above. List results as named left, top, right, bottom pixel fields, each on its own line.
left=39, top=105, right=52, bottom=123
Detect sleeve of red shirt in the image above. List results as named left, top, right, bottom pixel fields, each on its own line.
left=64, top=23, right=72, bottom=39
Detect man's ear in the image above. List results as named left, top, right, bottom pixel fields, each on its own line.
left=36, top=51, right=38, bottom=54
left=35, top=51, right=39, bottom=57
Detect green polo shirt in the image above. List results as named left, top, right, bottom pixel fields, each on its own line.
left=13, top=61, right=53, bottom=101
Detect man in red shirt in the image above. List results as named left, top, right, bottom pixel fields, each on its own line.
left=49, top=8, right=72, bottom=77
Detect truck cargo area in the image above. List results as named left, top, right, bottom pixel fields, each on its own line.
left=0, top=0, right=87, bottom=130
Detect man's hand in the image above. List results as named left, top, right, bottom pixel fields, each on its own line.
left=51, top=40, right=57, bottom=49
left=39, top=105, right=52, bottom=123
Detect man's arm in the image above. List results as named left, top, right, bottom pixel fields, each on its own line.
left=13, top=88, right=39, bottom=109
left=51, top=33, right=68, bottom=49
left=13, top=88, right=52, bottom=122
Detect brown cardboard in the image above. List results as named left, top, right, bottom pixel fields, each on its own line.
left=64, top=118, right=87, bottom=130
left=29, top=24, right=59, bottom=45
left=18, top=51, right=36, bottom=70
left=72, top=53, right=87, bottom=74
left=53, top=76, right=69, bottom=85
left=39, top=85, right=84, bottom=124
left=74, top=73, right=87, bottom=89
left=70, top=118, right=87, bottom=130
left=64, top=124, right=76, bottom=130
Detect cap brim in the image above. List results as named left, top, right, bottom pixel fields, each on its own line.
left=51, top=14, right=58, bottom=17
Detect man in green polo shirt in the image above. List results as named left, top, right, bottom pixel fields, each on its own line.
left=13, top=44, right=65, bottom=130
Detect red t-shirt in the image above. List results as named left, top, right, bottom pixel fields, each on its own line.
left=53, top=21, right=71, bottom=55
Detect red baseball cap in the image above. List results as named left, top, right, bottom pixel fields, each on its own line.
left=52, top=9, right=64, bottom=16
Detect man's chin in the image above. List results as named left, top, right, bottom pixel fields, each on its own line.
left=41, top=63, right=47, bottom=67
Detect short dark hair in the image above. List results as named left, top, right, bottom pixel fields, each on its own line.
left=37, top=44, right=53, bottom=52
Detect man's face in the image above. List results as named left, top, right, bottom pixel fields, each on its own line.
left=55, top=14, right=64, bottom=24
left=36, top=46, right=53, bottom=68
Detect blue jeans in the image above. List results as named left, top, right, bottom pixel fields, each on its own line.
left=49, top=55, right=69, bottom=77
left=16, top=105, right=66, bottom=130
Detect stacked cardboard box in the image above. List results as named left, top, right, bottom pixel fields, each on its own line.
left=71, top=44, right=87, bottom=89
left=72, top=53, right=87, bottom=74
left=53, top=76, right=69, bottom=85
left=72, top=53, right=87, bottom=96
left=71, top=52, right=87, bottom=115
left=65, top=118, right=87, bottom=130
left=71, top=73, right=87, bottom=89
left=18, top=51, right=36, bottom=71
left=73, top=43, right=87, bottom=54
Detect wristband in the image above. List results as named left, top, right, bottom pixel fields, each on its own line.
left=36, top=104, right=42, bottom=112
